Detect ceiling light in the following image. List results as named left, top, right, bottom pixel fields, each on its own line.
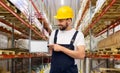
left=61, top=0, right=64, bottom=5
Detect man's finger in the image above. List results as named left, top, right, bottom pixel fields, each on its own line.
left=48, top=44, right=54, bottom=47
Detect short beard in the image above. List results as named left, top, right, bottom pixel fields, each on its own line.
left=59, top=23, right=68, bottom=31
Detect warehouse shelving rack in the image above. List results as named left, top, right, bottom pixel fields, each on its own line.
left=86, top=48, right=120, bottom=60
left=0, top=49, right=50, bottom=73
left=75, top=0, right=120, bottom=73
left=0, top=0, right=51, bottom=73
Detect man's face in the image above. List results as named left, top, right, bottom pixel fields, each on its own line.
left=57, top=19, right=69, bottom=30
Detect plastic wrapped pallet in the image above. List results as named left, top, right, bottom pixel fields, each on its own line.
left=15, top=39, right=29, bottom=49
left=0, top=34, right=8, bottom=49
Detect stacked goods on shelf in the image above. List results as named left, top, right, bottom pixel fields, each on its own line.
left=14, top=58, right=29, bottom=73
left=15, top=39, right=29, bottom=50
left=95, top=0, right=106, bottom=13
left=0, top=34, right=8, bottom=49
left=115, top=60, right=120, bottom=69
left=74, top=0, right=88, bottom=29
left=0, top=66, right=10, bottom=73
left=97, top=30, right=120, bottom=49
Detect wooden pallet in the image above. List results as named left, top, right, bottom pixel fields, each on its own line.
left=0, top=50, right=15, bottom=55
left=17, top=52, right=29, bottom=55
left=100, top=68, right=120, bottom=71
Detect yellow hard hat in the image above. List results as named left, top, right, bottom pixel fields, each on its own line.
left=54, top=6, right=74, bottom=19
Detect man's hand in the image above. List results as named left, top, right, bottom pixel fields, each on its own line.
left=48, top=44, right=63, bottom=52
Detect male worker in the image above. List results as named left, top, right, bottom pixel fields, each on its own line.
left=48, top=6, right=85, bottom=73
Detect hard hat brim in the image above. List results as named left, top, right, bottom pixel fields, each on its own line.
left=54, top=16, right=63, bottom=19
left=54, top=16, right=70, bottom=19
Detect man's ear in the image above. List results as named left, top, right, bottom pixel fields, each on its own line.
left=67, top=18, right=72, bottom=24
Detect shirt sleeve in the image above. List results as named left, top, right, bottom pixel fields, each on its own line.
left=75, top=31, right=85, bottom=46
